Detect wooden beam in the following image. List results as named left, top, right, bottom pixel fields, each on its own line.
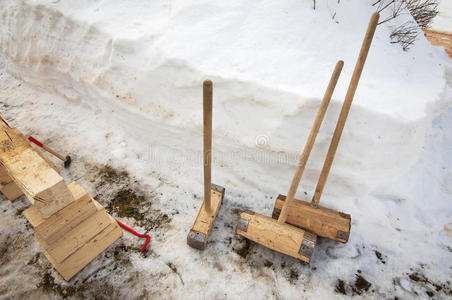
left=273, top=195, right=351, bottom=243
left=236, top=210, right=316, bottom=263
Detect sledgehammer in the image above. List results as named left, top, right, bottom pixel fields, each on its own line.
left=187, top=80, right=225, bottom=250
left=272, top=12, right=380, bottom=243
left=28, top=136, right=72, bottom=168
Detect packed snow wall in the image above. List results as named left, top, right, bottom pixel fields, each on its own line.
left=0, top=0, right=449, bottom=206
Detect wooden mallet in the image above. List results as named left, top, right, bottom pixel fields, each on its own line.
left=28, top=136, right=72, bottom=168
left=236, top=60, right=344, bottom=262
left=272, top=13, right=380, bottom=243
left=187, top=80, right=225, bottom=250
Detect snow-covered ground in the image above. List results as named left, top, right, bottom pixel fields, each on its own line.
left=0, top=0, right=451, bottom=299
left=431, top=0, right=452, bottom=32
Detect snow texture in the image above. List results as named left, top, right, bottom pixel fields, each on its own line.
left=0, top=0, right=451, bottom=299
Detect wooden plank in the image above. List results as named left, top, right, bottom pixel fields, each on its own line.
left=236, top=210, right=316, bottom=263
left=44, top=221, right=122, bottom=281
left=34, top=182, right=96, bottom=245
left=4, top=148, right=74, bottom=217
left=41, top=208, right=112, bottom=263
left=30, top=143, right=58, bottom=172
left=23, top=181, right=95, bottom=230
left=0, top=128, right=31, bottom=158
left=23, top=206, right=45, bottom=227
left=0, top=181, right=23, bottom=200
left=424, top=29, right=452, bottom=59
left=273, top=195, right=351, bottom=243
left=0, top=164, right=13, bottom=187
left=187, top=185, right=224, bottom=250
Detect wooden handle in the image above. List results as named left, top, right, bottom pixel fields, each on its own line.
left=312, top=12, right=379, bottom=206
left=277, top=60, right=344, bottom=224
left=43, top=145, right=66, bottom=162
left=29, top=135, right=66, bottom=162
left=203, top=80, right=213, bottom=212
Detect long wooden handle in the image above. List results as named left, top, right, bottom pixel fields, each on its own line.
left=311, top=12, right=379, bottom=206
left=28, top=135, right=66, bottom=162
left=277, top=60, right=344, bottom=224
left=203, top=80, right=213, bottom=213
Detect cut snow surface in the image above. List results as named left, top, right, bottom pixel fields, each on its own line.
left=0, top=0, right=451, bottom=299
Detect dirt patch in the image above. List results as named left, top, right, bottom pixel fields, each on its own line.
left=93, top=164, right=172, bottom=231
left=335, top=279, right=347, bottom=295
left=407, top=271, right=452, bottom=297
left=334, top=272, right=372, bottom=296
left=97, top=165, right=129, bottom=187
left=289, top=269, right=299, bottom=283
left=107, top=189, right=145, bottom=223
left=375, top=250, right=386, bottom=264
left=353, top=274, right=372, bottom=295
left=37, top=272, right=76, bottom=299
left=167, top=262, right=184, bottom=285
left=234, top=238, right=252, bottom=258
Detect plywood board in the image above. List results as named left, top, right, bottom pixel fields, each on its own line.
left=34, top=184, right=96, bottom=245
left=44, top=221, right=122, bottom=281
left=42, top=208, right=112, bottom=263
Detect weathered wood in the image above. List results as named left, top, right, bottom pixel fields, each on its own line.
left=34, top=182, right=97, bottom=245
left=273, top=194, right=351, bottom=243
left=23, top=183, right=123, bottom=280
left=187, top=184, right=224, bottom=250
left=4, top=148, right=74, bottom=217
left=0, top=124, right=72, bottom=216
left=42, top=208, right=112, bottom=263
left=0, top=181, right=23, bottom=200
left=278, top=60, right=344, bottom=224
left=0, top=127, right=31, bottom=158
left=44, top=221, right=122, bottom=281
left=0, top=164, right=13, bottom=186
left=236, top=210, right=316, bottom=263
left=30, top=143, right=58, bottom=172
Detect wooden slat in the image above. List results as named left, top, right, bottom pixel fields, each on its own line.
left=0, top=164, right=13, bottom=187
left=35, top=183, right=96, bottom=245
left=44, top=221, right=122, bottom=281
left=0, top=181, right=23, bottom=200
left=30, top=143, right=58, bottom=172
left=42, top=208, right=112, bottom=263
left=236, top=211, right=316, bottom=263
left=23, top=206, right=45, bottom=227
left=4, top=148, right=74, bottom=217
left=0, top=128, right=31, bottom=158
left=273, top=195, right=351, bottom=243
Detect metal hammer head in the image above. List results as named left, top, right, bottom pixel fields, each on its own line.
left=187, top=231, right=207, bottom=250
left=64, top=156, right=72, bottom=168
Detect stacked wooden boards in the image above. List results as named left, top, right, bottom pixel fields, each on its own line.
left=23, top=182, right=122, bottom=280
left=0, top=120, right=122, bottom=280
left=0, top=122, right=73, bottom=217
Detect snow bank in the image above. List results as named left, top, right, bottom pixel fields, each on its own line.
left=0, top=0, right=449, bottom=204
